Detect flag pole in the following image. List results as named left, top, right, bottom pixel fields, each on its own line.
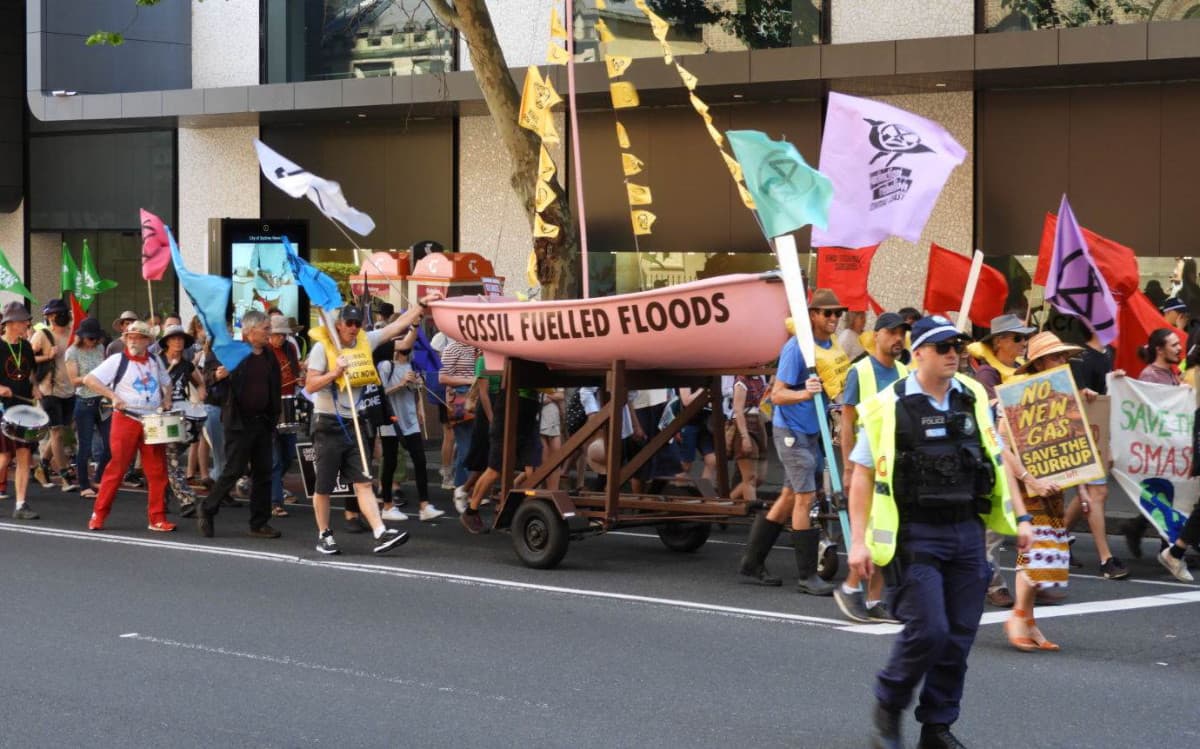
left=564, top=0, right=591, bottom=299
left=317, top=306, right=373, bottom=479
left=326, top=216, right=410, bottom=309
left=955, top=249, right=984, bottom=333
left=146, top=280, right=155, bottom=323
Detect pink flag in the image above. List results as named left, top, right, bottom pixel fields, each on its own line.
left=811, top=92, right=966, bottom=249
left=140, top=208, right=171, bottom=281
left=1045, top=195, right=1118, bottom=345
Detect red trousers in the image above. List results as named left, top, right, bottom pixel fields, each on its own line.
left=92, top=410, right=169, bottom=525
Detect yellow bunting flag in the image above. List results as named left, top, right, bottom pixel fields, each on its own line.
left=661, top=41, right=674, bottom=64
left=535, top=180, right=556, bottom=213
left=626, top=183, right=653, bottom=206
left=595, top=19, right=615, bottom=43
left=526, top=249, right=540, bottom=288
left=550, top=7, right=567, bottom=40
left=633, top=0, right=648, bottom=11
left=631, top=209, right=657, bottom=236
left=595, top=0, right=606, bottom=8
left=546, top=42, right=569, bottom=65
left=737, top=181, right=756, bottom=210
left=675, top=64, right=698, bottom=91
left=720, top=150, right=743, bottom=182
left=605, top=55, right=633, bottom=79
left=538, top=144, right=556, bottom=183
left=689, top=93, right=709, bottom=116
left=610, top=81, right=640, bottom=109
left=541, top=114, right=561, bottom=145
left=615, top=121, right=630, bottom=149
left=518, top=66, right=561, bottom=135
left=534, top=214, right=560, bottom=239
left=622, top=152, right=644, bottom=176
left=646, top=9, right=670, bottom=41
left=705, top=120, right=724, bottom=146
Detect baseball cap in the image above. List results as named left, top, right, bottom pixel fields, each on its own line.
left=42, top=298, right=69, bottom=315
left=874, top=312, right=910, bottom=332
left=339, top=306, right=365, bottom=324
left=910, top=315, right=968, bottom=349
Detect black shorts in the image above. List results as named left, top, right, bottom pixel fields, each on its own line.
left=311, top=416, right=372, bottom=494
left=437, top=402, right=449, bottom=425
left=42, top=395, right=76, bottom=428
left=465, top=412, right=491, bottom=473
left=487, top=393, right=541, bottom=471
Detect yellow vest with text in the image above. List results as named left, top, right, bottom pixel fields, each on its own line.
left=858, top=374, right=1016, bottom=567
left=813, top=338, right=851, bottom=402
left=309, top=327, right=380, bottom=390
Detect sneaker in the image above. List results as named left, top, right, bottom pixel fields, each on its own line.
left=372, top=528, right=410, bottom=554
left=12, top=504, right=38, bottom=520
left=234, top=477, right=252, bottom=498
left=316, top=530, right=341, bottom=555
left=1100, top=556, right=1130, bottom=580
left=271, top=505, right=289, bottom=518
left=419, top=505, right=446, bottom=522
left=60, top=481, right=78, bottom=493
left=986, top=587, right=1014, bottom=608
left=80, top=488, right=96, bottom=499
left=147, top=520, right=177, bottom=532
left=380, top=506, right=409, bottom=522
left=344, top=515, right=370, bottom=534
left=459, top=509, right=486, bottom=535
left=33, top=463, right=51, bottom=488
left=866, top=601, right=900, bottom=624
left=453, top=486, right=469, bottom=515
left=88, top=513, right=103, bottom=531
left=248, top=525, right=282, bottom=539
left=833, top=586, right=873, bottom=624
left=1158, top=547, right=1194, bottom=582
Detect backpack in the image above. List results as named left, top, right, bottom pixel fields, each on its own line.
left=564, top=388, right=587, bottom=436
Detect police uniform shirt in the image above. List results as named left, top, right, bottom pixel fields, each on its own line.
left=848, top=374, right=1004, bottom=468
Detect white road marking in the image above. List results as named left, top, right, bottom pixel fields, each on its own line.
left=120, top=633, right=551, bottom=710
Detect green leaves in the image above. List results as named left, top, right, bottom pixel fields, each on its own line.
left=85, top=31, right=125, bottom=46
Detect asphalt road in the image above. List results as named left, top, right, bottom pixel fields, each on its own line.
left=0, top=476, right=1197, bottom=749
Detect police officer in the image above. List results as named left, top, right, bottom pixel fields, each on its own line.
left=847, top=316, right=1033, bottom=749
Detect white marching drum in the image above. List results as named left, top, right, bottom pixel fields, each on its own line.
left=139, top=411, right=187, bottom=445
left=1, top=405, right=50, bottom=444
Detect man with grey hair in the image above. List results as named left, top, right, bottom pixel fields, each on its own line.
left=197, top=309, right=283, bottom=540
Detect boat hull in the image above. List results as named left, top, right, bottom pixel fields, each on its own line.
left=428, top=273, right=789, bottom=370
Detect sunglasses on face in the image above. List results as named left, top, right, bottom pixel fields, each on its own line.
left=932, top=340, right=967, bottom=355
left=343, top=320, right=362, bottom=328
left=1007, top=334, right=1027, bottom=344
left=818, top=309, right=844, bottom=319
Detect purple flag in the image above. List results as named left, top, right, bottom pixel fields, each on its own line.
left=811, top=93, right=966, bottom=249
left=1045, top=195, right=1118, bottom=345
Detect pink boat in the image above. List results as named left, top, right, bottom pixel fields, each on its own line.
left=428, top=272, right=790, bottom=370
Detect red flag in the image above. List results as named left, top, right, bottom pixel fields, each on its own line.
left=140, top=208, right=171, bottom=281
left=1113, top=290, right=1186, bottom=379
left=815, top=245, right=879, bottom=312
left=1034, top=212, right=1139, bottom=298
left=923, top=244, right=1009, bottom=327
left=66, top=292, right=85, bottom=346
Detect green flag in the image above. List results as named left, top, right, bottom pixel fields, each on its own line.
left=0, top=248, right=36, bottom=303
left=78, top=238, right=117, bottom=311
left=61, top=243, right=80, bottom=298
left=726, top=130, right=833, bottom=239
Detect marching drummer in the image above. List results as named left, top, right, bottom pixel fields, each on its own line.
left=84, top=320, right=175, bottom=532
left=158, top=324, right=204, bottom=518
left=0, top=302, right=40, bottom=520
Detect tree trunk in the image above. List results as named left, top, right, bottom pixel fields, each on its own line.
left=430, top=0, right=579, bottom=299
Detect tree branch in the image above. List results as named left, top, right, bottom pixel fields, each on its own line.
left=425, top=0, right=462, bottom=32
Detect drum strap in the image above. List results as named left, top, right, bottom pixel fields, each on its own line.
left=108, top=355, right=131, bottom=392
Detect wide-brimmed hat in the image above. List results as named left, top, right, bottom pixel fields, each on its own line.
left=158, top=324, right=194, bottom=348
left=75, top=317, right=103, bottom=340
left=269, top=316, right=294, bottom=335
left=1, top=302, right=31, bottom=324
left=112, top=310, right=139, bottom=332
left=808, top=288, right=846, bottom=311
left=980, top=314, right=1036, bottom=343
left=123, top=320, right=154, bottom=339
left=1015, top=332, right=1083, bottom=374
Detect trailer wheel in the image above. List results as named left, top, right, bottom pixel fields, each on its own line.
left=817, top=540, right=840, bottom=581
left=656, top=522, right=711, bottom=553
left=511, top=499, right=569, bottom=569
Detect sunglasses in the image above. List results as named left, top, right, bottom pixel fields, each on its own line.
left=932, top=340, right=967, bottom=355
left=342, top=320, right=362, bottom=328
left=818, top=309, right=844, bottom=318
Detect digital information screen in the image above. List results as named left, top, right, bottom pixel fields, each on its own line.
left=216, top=219, right=308, bottom=340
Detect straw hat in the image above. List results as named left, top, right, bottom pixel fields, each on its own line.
left=1015, top=332, right=1083, bottom=374
left=123, top=321, right=154, bottom=339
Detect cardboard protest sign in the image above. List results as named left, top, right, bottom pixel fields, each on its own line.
left=295, top=441, right=353, bottom=500
left=1107, top=375, right=1198, bottom=543
left=1082, top=395, right=1111, bottom=468
left=996, top=365, right=1104, bottom=489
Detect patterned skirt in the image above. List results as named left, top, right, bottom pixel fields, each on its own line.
left=1016, top=490, right=1070, bottom=590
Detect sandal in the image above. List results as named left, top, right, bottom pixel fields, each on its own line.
left=271, top=506, right=289, bottom=518
left=1005, top=610, right=1038, bottom=652
left=1026, top=619, right=1060, bottom=651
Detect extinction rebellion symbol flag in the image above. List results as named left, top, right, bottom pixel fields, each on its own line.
left=811, top=93, right=966, bottom=249
left=1044, top=195, right=1118, bottom=345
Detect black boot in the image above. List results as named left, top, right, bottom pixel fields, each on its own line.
left=870, top=702, right=902, bottom=749
left=918, top=723, right=967, bottom=748
left=738, top=514, right=783, bottom=586
left=794, top=528, right=834, bottom=596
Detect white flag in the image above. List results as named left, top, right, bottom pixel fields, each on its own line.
left=253, top=139, right=376, bottom=236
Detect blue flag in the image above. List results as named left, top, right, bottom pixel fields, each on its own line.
left=726, top=130, right=833, bottom=239
left=167, top=227, right=251, bottom=371
left=282, top=236, right=342, bottom=311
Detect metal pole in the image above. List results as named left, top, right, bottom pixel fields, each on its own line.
left=563, top=0, right=590, bottom=298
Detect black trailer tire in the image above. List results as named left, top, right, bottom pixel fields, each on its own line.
left=656, top=522, right=711, bottom=553
left=511, top=499, right=570, bottom=569
left=817, top=542, right=839, bottom=581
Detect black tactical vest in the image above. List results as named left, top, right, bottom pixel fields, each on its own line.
left=891, top=381, right=994, bottom=517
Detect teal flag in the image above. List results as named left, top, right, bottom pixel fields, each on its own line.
left=726, top=130, right=833, bottom=239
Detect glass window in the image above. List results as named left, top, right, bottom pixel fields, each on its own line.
left=264, top=0, right=455, bottom=83
left=588, top=250, right=787, bottom=296
left=60, top=230, right=179, bottom=329
left=981, top=0, right=1200, bottom=32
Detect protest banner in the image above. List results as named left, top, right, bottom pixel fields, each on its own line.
left=996, top=365, right=1104, bottom=489
left=1107, top=374, right=1198, bottom=543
